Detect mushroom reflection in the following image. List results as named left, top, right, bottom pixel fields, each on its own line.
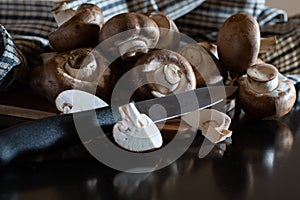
left=232, top=118, right=294, bottom=174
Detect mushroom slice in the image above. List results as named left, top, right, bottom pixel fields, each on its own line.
left=182, top=109, right=232, bottom=144
left=55, top=89, right=108, bottom=114
left=113, top=103, right=163, bottom=152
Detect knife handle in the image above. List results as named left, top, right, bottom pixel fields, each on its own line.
left=0, top=106, right=116, bottom=165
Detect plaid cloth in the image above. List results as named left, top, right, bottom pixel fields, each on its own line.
left=0, top=0, right=299, bottom=90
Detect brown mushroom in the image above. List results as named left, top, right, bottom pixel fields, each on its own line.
left=217, top=13, right=261, bottom=75
left=49, top=3, right=104, bottom=52
left=98, top=12, right=160, bottom=60
left=146, top=12, right=180, bottom=50
left=199, top=42, right=218, bottom=58
left=30, top=48, right=110, bottom=103
left=177, top=43, right=227, bottom=87
left=237, top=63, right=296, bottom=119
left=131, top=49, right=196, bottom=100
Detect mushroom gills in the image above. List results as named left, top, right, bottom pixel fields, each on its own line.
left=113, top=103, right=163, bottom=152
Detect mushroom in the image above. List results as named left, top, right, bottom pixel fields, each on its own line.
left=49, top=3, right=104, bottom=51
left=217, top=13, right=261, bottom=75
left=237, top=63, right=296, bottom=119
left=55, top=89, right=108, bottom=114
left=98, top=12, right=160, bottom=60
left=30, top=48, right=110, bottom=103
left=51, top=2, right=76, bottom=27
left=131, top=49, right=196, bottom=100
left=146, top=12, right=180, bottom=50
left=182, top=109, right=232, bottom=144
left=177, top=43, right=226, bottom=87
left=199, top=41, right=218, bottom=58
left=112, top=103, right=163, bottom=152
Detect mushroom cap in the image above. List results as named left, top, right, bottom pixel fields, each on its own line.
left=217, top=13, right=260, bottom=74
left=98, top=12, right=160, bottom=60
left=237, top=64, right=296, bottom=119
left=146, top=11, right=180, bottom=50
left=49, top=3, right=104, bottom=52
left=131, top=49, right=196, bottom=100
left=30, top=48, right=108, bottom=103
left=177, top=43, right=226, bottom=87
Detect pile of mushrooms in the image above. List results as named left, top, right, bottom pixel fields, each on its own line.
left=30, top=2, right=298, bottom=154
left=216, top=13, right=296, bottom=119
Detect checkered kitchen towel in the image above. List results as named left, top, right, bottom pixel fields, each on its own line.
left=0, top=0, right=299, bottom=90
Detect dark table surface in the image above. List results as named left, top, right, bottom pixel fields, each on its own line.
left=0, top=97, right=300, bottom=200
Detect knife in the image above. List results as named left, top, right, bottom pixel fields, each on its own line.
left=0, top=86, right=237, bottom=165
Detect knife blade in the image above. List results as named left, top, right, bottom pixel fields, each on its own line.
left=0, top=86, right=237, bottom=165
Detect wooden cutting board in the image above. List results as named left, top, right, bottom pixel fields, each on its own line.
left=0, top=86, right=57, bottom=120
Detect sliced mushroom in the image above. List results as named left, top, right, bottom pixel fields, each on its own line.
left=182, top=109, right=232, bottom=143
left=55, top=89, right=108, bottom=114
left=30, top=48, right=110, bottom=103
left=98, top=12, right=160, bottom=60
left=237, top=63, right=296, bottom=119
left=113, top=103, right=163, bottom=152
left=131, top=49, right=196, bottom=100
left=49, top=3, right=104, bottom=51
left=177, top=43, right=226, bottom=87
left=146, top=12, right=180, bottom=50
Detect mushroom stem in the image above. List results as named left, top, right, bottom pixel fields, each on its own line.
left=260, top=36, right=277, bottom=53
left=118, top=39, right=148, bottom=60
left=118, top=103, right=148, bottom=128
left=246, top=63, right=279, bottom=93
left=51, top=2, right=76, bottom=27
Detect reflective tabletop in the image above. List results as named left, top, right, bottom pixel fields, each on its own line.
left=0, top=99, right=300, bottom=200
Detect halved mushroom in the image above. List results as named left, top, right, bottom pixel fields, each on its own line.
left=30, top=48, right=110, bottom=103
left=55, top=89, right=108, bottom=114
left=237, top=63, right=296, bottom=119
left=98, top=12, right=160, bottom=60
left=177, top=43, right=226, bottom=87
left=131, top=49, right=196, bottom=100
left=182, top=109, right=232, bottom=144
left=113, top=103, right=163, bottom=152
left=49, top=3, right=104, bottom=51
left=146, top=12, right=180, bottom=50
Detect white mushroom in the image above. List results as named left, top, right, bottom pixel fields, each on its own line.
left=113, top=103, right=163, bottom=152
left=182, top=109, right=232, bottom=144
left=55, top=89, right=108, bottom=114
